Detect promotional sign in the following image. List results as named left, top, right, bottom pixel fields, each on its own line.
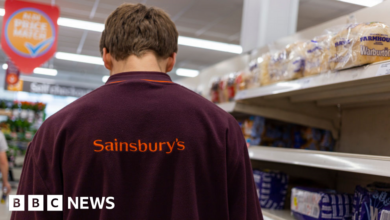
left=4, top=79, right=93, bottom=97
left=1, top=0, right=60, bottom=73
left=5, top=60, right=20, bottom=85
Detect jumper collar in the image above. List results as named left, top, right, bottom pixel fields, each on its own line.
left=105, top=71, right=172, bottom=85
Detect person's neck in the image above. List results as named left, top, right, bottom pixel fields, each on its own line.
left=110, top=53, right=167, bottom=75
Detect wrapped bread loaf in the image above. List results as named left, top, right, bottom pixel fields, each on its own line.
left=286, top=41, right=306, bottom=79
left=264, top=50, right=288, bottom=85
left=330, top=22, right=390, bottom=70
left=304, top=35, right=331, bottom=77
left=262, top=42, right=306, bottom=86
left=260, top=53, right=272, bottom=86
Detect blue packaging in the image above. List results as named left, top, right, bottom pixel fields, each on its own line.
left=359, top=190, right=390, bottom=220
left=353, top=186, right=368, bottom=220
left=253, top=170, right=288, bottom=209
left=291, top=187, right=353, bottom=220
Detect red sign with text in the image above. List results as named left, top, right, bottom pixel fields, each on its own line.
left=1, top=0, right=59, bottom=73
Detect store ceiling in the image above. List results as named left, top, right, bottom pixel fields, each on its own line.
left=0, top=0, right=363, bottom=87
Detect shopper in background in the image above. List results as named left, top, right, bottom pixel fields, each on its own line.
left=0, top=131, right=11, bottom=195
left=12, top=3, right=262, bottom=220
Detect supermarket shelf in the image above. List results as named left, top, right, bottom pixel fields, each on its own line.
left=249, top=146, right=390, bottom=177
left=216, top=102, right=236, bottom=113
left=218, top=61, right=390, bottom=139
left=235, top=61, right=390, bottom=105
left=216, top=102, right=339, bottom=139
left=262, top=210, right=294, bottom=220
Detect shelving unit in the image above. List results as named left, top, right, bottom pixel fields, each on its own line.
left=217, top=61, right=390, bottom=139
left=262, top=210, right=294, bottom=220
left=200, top=2, right=390, bottom=220
left=249, top=146, right=390, bottom=177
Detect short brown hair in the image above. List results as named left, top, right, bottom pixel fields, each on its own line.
left=99, top=3, right=178, bottom=60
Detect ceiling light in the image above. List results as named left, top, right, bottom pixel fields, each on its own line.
left=337, top=0, right=383, bottom=7
left=0, top=9, right=242, bottom=58
left=2, top=63, right=8, bottom=70
left=57, top=17, right=104, bottom=32
left=176, top=68, right=199, bottom=77
left=55, top=52, right=104, bottom=65
left=178, top=36, right=242, bottom=54
left=102, top=75, right=109, bottom=83
left=33, top=67, right=58, bottom=76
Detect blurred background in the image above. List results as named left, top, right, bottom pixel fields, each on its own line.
left=0, top=0, right=388, bottom=219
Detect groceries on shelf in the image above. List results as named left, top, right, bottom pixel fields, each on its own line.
left=291, top=187, right=353, bottom=220
left=239, top=115, right=335, bottom=151
left=253, top=172, right=390, bottom=220
left=253, top=170, right=289, bottom=210
left=211, top=22, right=390, bottom=104
left=352, top=184, right=390, bottom=220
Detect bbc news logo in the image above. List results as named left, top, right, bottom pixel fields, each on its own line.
left=9, top=195, right=115, bottom=211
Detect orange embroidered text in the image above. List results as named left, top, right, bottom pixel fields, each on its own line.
left=93, top=139, right=185, bottom=154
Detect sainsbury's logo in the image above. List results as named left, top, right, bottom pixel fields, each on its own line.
left=93, top=139, right=186, bottom=154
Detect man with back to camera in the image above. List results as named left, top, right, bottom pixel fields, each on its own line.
left=12, top=3, right=262, bottom=220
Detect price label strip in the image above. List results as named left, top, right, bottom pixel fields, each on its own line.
left=376, top=63, right=390, bottom=76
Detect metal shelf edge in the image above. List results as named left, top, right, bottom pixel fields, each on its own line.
left=249, top=146, right=390, bottom=177
left=235, top=61, right=389, bottom=101
left=262, top=209, right=294, bottom=220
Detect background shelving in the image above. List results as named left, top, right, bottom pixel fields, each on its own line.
left=249, top=146, right=390, bottom=177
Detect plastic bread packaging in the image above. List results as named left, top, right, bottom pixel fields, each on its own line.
left=304, top=35, right=331, bottom=77
left=262, top=41, right=306, bottom=86
left=247, top=57, right=263, bottom=89
left=329, top=22, right=390, bottom=70
left=291, top=187, right=353, bottom=220
left=253, top=170, right=289, bottom=210
left=260, top=53, right=272, bottom=86
left=265, top=49, right=288, bottom=85
left=286, top=41, right=306, bottom=80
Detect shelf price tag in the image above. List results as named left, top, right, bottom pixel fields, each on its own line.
left=376, top=63, right=390, bottom=76
left=301, top=78, right=311, bottom=89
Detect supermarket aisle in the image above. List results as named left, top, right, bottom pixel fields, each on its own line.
left=0, top=188, right=15, bottom=220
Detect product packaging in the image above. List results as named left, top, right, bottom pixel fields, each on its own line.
left=260, top=53, right=272, bottom=86
left=253, top=170, right=289, bottom=209
left=353, top=186, right=368, bottom=220
left=286, top=41, right=306, bottom=80
left=356, top=184, right=390, bottom=220
left=291, top=187, right=353, bottom=220
left=261, top=41, right=306, bottom=86
left=210, top=78, right=220, bottom=103
left=329, top=22, right=390, bottom=70
left=304, top=35, right=331, bottom=77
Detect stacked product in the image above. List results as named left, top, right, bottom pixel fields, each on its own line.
left=329, top=22, right=390, bottom=70
left=253, top=170, right=289, bottom=209
left=352, top=183, right=390, bottom=220
left=210, top=22, right=390, bottom=103
left=209, top=59, right=263, bottom=104
left=262, top=22, right=390, bottom=86
left=291, top=187, right=353, bottom=220
left=238, top=115, right=335, bottom=151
